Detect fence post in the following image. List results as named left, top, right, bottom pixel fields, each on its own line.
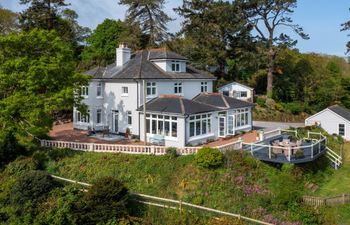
left=311, top=144, right=314, bottom=159
left=259, top=130, right=264, bottom=141
left=269, top=145, right=271, bottom=159
left=288, top=147, right=291, bottom=162
left=250, top=145, right=253, bottom=155
left=89, top=143, right=94, bottom=152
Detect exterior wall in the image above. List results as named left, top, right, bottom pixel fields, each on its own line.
left=73, top=80, right=140, bottom=136
left=139, top=113, right=186, bottom=148
left=142, top=80, right=214, bottom=103
left=218, top=83, right=253, bottom=102
left=305, top=109, right=350, bottom=140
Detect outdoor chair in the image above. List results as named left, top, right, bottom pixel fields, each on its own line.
left=149, top=134, right=165, bottom=145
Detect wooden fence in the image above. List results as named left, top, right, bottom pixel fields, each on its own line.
left=51, top=174, right=273, bottom=225
left=40, top=139, right=243, bottom=156
left=302, top=194, right=350, bottom=206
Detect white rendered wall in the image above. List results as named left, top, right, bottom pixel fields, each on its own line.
left=219, top=83, right=253, bottom=101
left=305, top=109, right=350, bottom=140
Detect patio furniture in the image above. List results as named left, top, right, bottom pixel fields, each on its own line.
left=102, top=126, right=110, bottom=137
left=149, top=134, right=165, bottom=145
left=272, top=142, right=283, bottom=154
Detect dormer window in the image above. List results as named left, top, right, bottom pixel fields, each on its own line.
left=201, top=82, right=208, bottom=92
left=171, top=61, right=180, bottom=72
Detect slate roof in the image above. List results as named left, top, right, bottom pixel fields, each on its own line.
left=137, top=95, right=218, bottom=115
left=85, top=49, right=215, bottom=80
left=137, top=93, right=255, bottom=115
left=328, top=105, right=350, bottom=121
left=192, top=93, right=255, bottom=110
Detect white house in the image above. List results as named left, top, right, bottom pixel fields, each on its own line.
left=73, top=44, right=254, bottom=147
left=218, top=82, right=254, bottom=102
left=305, top=105, right=350, bottom=140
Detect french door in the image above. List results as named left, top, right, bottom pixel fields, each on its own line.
left=218, top=116, right=226, bottom=137
left=112, top=111, right=119, bottom=133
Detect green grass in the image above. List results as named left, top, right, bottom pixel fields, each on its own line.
left=313, top=143, right=350, bottom=197
left=42, top=149, right=334, bottom=224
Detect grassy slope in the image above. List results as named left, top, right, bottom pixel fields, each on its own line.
left=45, top=150, right=305, bottom=223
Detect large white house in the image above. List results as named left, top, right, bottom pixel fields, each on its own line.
left=305, top=105, right=350, bottom=140
left=218, top=82, right=254, bottom=102
left=73, top=44, right=254, bottom=147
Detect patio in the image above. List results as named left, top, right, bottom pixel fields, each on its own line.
left=49, top=123, right=258, bottom=147
left=243, top=131, right=327, bottom=164
left=49, top=123, right=144, bottom=145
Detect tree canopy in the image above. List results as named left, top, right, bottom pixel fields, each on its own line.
left=0, top=29, right=88, bottom=137
left=239, top=0, right=309, bottom=96
left=119, top=0, right=172, bottom=47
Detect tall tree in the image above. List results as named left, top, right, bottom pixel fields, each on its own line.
left=119, top=0, right=172, bottom=47
left=81, top=19, right=139, bottom=66
left=0, top=7, right=19, bottom=35
left=341, top=10, right=350, bottom=53
left=19, top=0, right=90, bottom=56
left=19, top=0, right=67, bottom=31
left=174, top=0, right=254, bottom=78
left=0, top=29, right=88, bottom=137
left=239, top=0, right=309, bottom=96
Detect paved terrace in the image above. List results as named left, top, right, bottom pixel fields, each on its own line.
left=49, top=123, right=258, bottom=147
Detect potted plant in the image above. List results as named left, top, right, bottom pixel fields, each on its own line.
left=125, top=128, right=132, bottom=139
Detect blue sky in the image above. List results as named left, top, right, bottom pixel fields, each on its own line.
left=2, top=0, right=349, bottom=57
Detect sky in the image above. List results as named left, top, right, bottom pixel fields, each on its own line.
left=1, top=0, right=349, bottom=57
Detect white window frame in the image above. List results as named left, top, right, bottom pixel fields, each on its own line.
left=81, top=86, right=89, bottom=98
left=127, top=111, right=132, bottom=125
left=174, top=82, right=183, bottom=95
left=76, top=110, right=90, bottom=124
left=146, top=114, right=177, bottom=138
left=122, top=86, right=129, bottom=96
left=339, top=124, right=345, bottom=136
left=146, top=82, right=157, bottom=97
left=240, top=91, right=248, bottom=98
left=189, top=113, right=212, bottom=138
left=96, top=109, right=102, bottom=124
left=201, top=82, right=208, bottom=92
left=234, top=108, right=249, bottom=128
left=96, top=82, right=103, bottom=98
left=171, top=61, right=180, bottom=72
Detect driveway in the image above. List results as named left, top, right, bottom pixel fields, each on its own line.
left=253, top=121, right=305, bottom=131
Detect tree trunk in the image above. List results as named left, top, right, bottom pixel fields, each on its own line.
left=267, top=47, right=276, bottom=97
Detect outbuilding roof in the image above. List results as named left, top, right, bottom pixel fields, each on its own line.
left=328, top=105, right=350, bottom=122
left=85, top=49, right=215, bottom=80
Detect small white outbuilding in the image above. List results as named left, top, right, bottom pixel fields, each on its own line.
left=218, top=82, right=254, bottom=102
left=305, top=105, right=350, bottom=140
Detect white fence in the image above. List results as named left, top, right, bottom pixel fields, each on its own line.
left=51, top=174, right=273, bottom=225
left=40, top=139, right=243, bottom=156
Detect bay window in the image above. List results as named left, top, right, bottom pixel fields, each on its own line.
left=235, top=108, right=249, bottom=127
left=146, top=114, right=177, bottom=138
left=189, top=113, right=212, bottom=138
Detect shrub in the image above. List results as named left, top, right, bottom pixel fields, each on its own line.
left=0, top=130, right=26, bottom=168
left=5, top=157, right=37, bottom=176
left=166, top=147, right=178, bottom=159
left=74, top=177, right=130, bottom=225
left=10, top=170, right=58, bottom=210
left=32, top=151, right=48, bottom=170
left=284, top=102, right=303, bottom=115
left=265, top=98, right=276, bottom=110
left=195, top=147, right=223, bottom=169
left=256, top=97, right=266, bottom=107
left=47, top=148, right=75, bottom=161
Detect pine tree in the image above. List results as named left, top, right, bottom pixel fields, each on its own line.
left=119, top=0, right=172, bottom=47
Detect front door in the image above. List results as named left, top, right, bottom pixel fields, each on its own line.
left=112, top=111, right=119, bottom=133
left=219, top=116, right=226, bottom=137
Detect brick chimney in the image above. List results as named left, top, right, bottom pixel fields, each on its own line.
left=116, top=43, right=131, bottom=67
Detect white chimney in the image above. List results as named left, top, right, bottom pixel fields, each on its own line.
left=116, top=43, right=131, bottom=67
